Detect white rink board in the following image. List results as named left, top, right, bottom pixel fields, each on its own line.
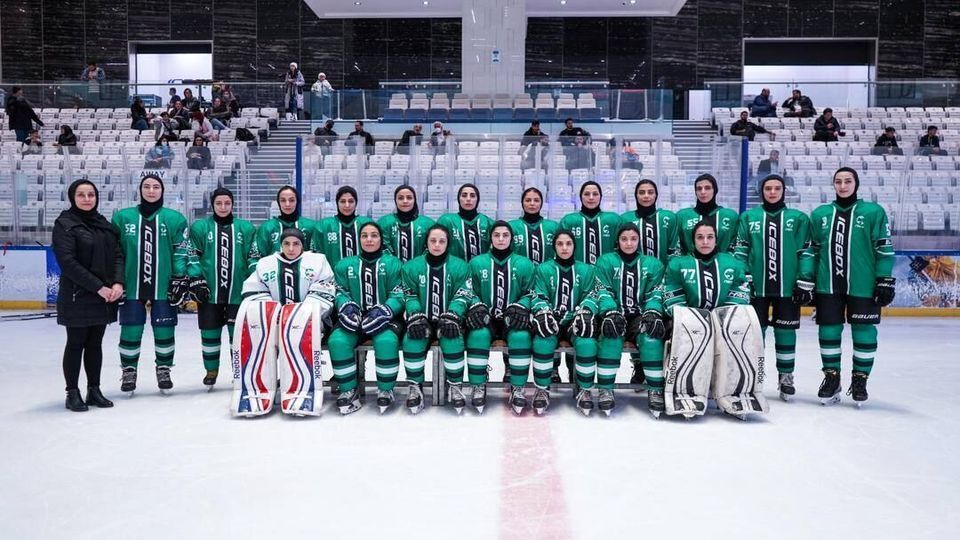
left=0, top=316, right=958, bottom=540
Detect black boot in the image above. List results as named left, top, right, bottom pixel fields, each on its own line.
left=65, top=389, right=88, bottom=412
left=85, top=386, right=114, bottom=408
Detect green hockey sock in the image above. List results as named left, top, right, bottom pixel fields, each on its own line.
left=818, top=324, right=843, bottom=371
left=153, top=326, right=176, bottom=367
left=773, top=327, right=797, bottom=374
left=200, top=328, right=223, bottom=372
left=851, top=324, right=878, bottom=375
left=119, top=325, right=145, bottom=368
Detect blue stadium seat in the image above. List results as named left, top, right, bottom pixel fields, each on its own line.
left=535, top=108, right=557, bottom=121
left=514, top=107, right=535, bottom=121
left=579, top=107, right=602, bottom=120
left=405, top=108, right=426, bottom=121
left=492, top=107, right=514, bottom=120
left=557, top=108, right=579, bottom=120
left=471, top=107, right=492, bottom=120
left=428, top=108, right=449, bottom=121
left=382, top=109, right=404, bottom=120
left=448, top=108, right=471, bottom=120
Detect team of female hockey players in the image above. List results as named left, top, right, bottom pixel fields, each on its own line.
left=65, top=166, right=895, bottom=417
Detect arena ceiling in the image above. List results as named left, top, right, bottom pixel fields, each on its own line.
left=305, top=0, right=687, bottom=18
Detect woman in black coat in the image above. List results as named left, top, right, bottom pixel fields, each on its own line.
left=52, top=179, right=125, bottom=411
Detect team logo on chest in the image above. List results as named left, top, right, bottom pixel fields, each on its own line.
left=360, top=261, right=377, bottom=310
left=138, top=217, right=156, bottom=299
left=622, top=263, right=639, bottom=313
left=698, top=260, right=717, bottom=310
left=218, top=224, right=233, bottom=302
left=585, top=219, right=600, bottom=264
left=428, top=266, right=444, bottom=320
left=765, top=216, right=780, bottom=292
left=493, top=262, right=509, bottom=317
left=341, top=222, right=357, bottom=258
left=642, top=217, right=657, bottom=257
left=557, top=267, right=574, bottom=313
left=398, top=223, right=412, bottom=261
left=281, top=262, right=297, bottom=304
left=528, top=224, right=543, bottom=263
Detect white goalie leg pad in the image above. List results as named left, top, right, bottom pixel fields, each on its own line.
left=278, top=301, right=325, bottom=416
left=664, top=307, right=714, bottom=417
left=711, top=305, right=769, bottom=416
left=231, top=299, right=281, bottom=417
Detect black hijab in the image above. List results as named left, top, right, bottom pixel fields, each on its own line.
left=138, top=174, right=164, bottom=217
left=276, top=185, right=300, bottom=223
left=210, top=186, right=235, bottom=225
left=489, top=220, right=513, bottom=261
left=579, top=181, right=602, bottom=218
left=457, top=183, right=479, bottom=221
left=359, top=222, right=384, bottom=262
left=693, top=173, right=719, bottom=216
left=521, top=187, right=544, bottom=224
left=425, top=224, right=451, bottom=267
left=634, top=179, right=658, bottom=219
left=336, top=186, right=358, bottom=224
left=833, top=167, right=860, bottom=208
left=394, top=185, right=419, bottom=223
left=759, top=175, right=786, bottom=213
left=615, top=222, right=641, bottom=264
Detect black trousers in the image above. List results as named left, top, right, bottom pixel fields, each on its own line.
left=63, top=325, right=107, bottom=390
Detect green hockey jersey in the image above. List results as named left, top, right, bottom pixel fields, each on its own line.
left=594, top=252, right=665, bottom=316
left=185, top=216, right=259, bottom=304
left=436, top=212, right=495, bottom=262
left=468, top=252, right=537, bottom=317
left=559, top=211, right=622, bottom=264
left=254, top=216, right=317, bottom=259
left=531, top=260, right=606, bottom=324
left=806, top=200, right=894, bottom=297
left=377, top=213, right=435, bottom=262
left=112, top=206, right=188, bottom=301
left=733, top=206, right=813, bottom=298
left=401, top=254, right=475, bottom=320
left=662, top=253, right=751, bottom=315
left=311, top=215, right=373, bottom=267
left=508, top=217, right=559, bottom=264
left=619, top=209, right=681, bottom=265
left=333, top=253, right=405, bottom=314
left=676, top=206, right=740, bottom=255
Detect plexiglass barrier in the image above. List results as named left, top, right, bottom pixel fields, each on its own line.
left=705, top=80, right=960, bottom=110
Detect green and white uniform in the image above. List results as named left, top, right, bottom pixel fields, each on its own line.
left=620, top=209, right=681, bottom=266
left=594, top=252, right=666, bottom=390
left=241, top=251, right=335, bottom=305
left=509, top=217, right=559, bottom=265
left=466, top=252, right=537, bottom=387
left=254, top=215, right=317, bottom=259
left=185, top=215, right=259, bottom=372
left=676, top=206, right=740, bottom=255
left=662, top=253, right=752, bottom=314
left=328, top=252, right=405, bottom=393
left=111, top=206, right=188, bottom=368
left=378, top=213, right=434, bottom=262
left=311, top=215, right=373, bottom=268
left=436, top=212, right=495, bottom=262
left=401, top=254, right=475, bottom=384
left=559, top=210, right=622, bottom=264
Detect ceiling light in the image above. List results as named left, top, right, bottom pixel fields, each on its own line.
left=423, top=0, right=429, bottom=4
left=560, top=0, right=566, bottom=4
left=354, top=1, right=361, bottom=5
left=630, top=0, right=637, bottom=4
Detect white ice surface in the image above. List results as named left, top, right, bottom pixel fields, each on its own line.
left=1, top=315, right=958, bottom=540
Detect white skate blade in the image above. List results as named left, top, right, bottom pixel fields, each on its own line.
left=650, top=410, right=661, bottom=419
left=512, top=404, right=523, bottom=416
left=159, top=389, right=172, bottom=396
left=820, top=393, right=842, bottom=406
left=579, top=407, right=592, bottom=417
left=378, top=405, right=388, bottom=414
left=602, top=408, right=612, bottom=417
left=475, top=405, right=485, bottom=415
left=407, top=402, right=424, bottom=415
left=779, top=392, right=792, bottom=402
left=338, top=402, right=361, bottom=415
left=206, top=385, right=215, bottom=393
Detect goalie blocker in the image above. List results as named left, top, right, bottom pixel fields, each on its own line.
left=664, top=306, right=768, bottom=419
left=231, top=298, right=325, bottom=417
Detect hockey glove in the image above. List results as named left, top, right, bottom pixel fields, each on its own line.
left=464, top=303, right=491, bottom=330
left=874, top=277, right=896, bottom=307
left=167, top=276, right=191, bottom=307
left=503, top=303, right=532, bottom=330
left=338, top=302, right=362, bottom=332
left=361, top=304, right=394, bottom=336
left=437, top=312, right=463, bottom=339
left=570, top=309, right=597, bottom=338
left=600, top=310, right=627, bottom=338
left=639, top=310, right=666, bottom=340
left=792, top=279, right=815, bottom=307
left=189, top=277, right=211, bottom=304
left=532, top=310, right=559, bottom=338
left=405, top=313, right=431, bottom=340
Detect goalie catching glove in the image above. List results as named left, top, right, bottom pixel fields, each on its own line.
left=361, top=304, right=394, bottom=336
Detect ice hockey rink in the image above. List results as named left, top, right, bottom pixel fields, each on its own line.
left=1, top=315, right=957, bottom=540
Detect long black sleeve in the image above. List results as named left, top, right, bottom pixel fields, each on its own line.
left=53, top=222, right=107, bottom=293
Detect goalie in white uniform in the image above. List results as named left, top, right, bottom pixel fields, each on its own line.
left=661, top=221, right=769, bottom=420
left=231, top=228, right=335, bottom=417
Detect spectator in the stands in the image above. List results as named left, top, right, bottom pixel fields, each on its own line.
left=398, top=123, right=427, bottom=154
left=520, top=120, right=549, bottom=169
left=181, top=88, right=200, bottom=112
left=607, top=139, right=643, bottom=171
left=191, top=111, right=218, bottom=142
left=918, top=125, right=947, bottom=156
left=813, top=108, right=844, bottom=142
left=219, top=84, right=239, bottom=116
left=558, top=118, right=587, bottom=146
left=153, top=112, right=177, bottom=141
left=564, top=135, right=593, bottom=170
left=756, top=149, right=781, bottom=178
left=55, top=125, right=80, bottom=155
left=429, top=122, right=454, bottom=155
left=346, top=120, right=375, bottom=154
left=130, top=97, right=151, bottom=131
left=750, top=88, right=777, bottom=118
left=21, top=129, right=43, bottom=155
left=872, top=127, right=903, bottom=155
left=167, top=87, right=181, bottom=109
left=206, top=97, right=231, bottom=130
left=169, top=100, right=191, bottom=129
left=80, top=61, right=105, bottom=106
left=284, top=62, right=305, bottom=121
left=186, top=135, right=212, bottom=170
left=781, top=89, right=815, bottom=118
left=6, top=86, right=44, bottom=142
left=730, top=110, right=771, bottom=141
left=314, top=119, right=337, bottom=154
left=144, top=136, right=174, bottom=169
left=311, top=72, right=334, bottom=119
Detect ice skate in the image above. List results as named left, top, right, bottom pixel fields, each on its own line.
left=778, top=372, right=796, bottom=402
left=336, top=388, right=362, bottom=415
left=471, top=384, right=487, bottom=414
left=648, top=389, right=665, bottom=419
left=203, top=369, right=218, bottom=390
left=575, top=388, right=594, bottom=416
left=377, top=390, right=394, bottom=414
left=818, top=369, right=842, bottom=405
left=405, top=383, right=424, bottom=415
left=510, top=386, right=527, bottom=415
left=120, top=367, right=137, bottom=395
left=448, top=382, right=466, bottom=414
left=533, top=388, right=550, bottom=415
left=630, top=361, right=645, bottom=392
left=156, top=366, right=173, bottom=394
left=848, top=371, right=869, bottom=407
left=598, top=388, right=615, bottom=416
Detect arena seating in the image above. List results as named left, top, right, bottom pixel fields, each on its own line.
left=384, top=92, right=602, bottom=121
